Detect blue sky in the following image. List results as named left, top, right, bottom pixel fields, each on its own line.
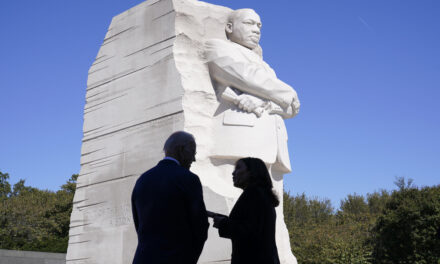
left=1, top=0, right=439, bottom=207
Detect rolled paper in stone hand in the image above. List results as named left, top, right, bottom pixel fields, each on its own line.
left=221, top=87, right=264, bottom=117
left=221, top=86, right=240, bottom=104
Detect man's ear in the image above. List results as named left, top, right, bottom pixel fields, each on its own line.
left=175, top=145, right=185, bottom=161
left=225, top=22, right=233, bottom=35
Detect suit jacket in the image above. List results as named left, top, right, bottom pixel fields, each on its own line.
left=217, top=185, right=280, bottom=264
left=131, top=159, right=209, bottom=264
left=205, top=39, right=298, bottom=172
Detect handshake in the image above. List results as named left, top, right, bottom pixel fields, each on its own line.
left=207, top=210, right=228, bottom=229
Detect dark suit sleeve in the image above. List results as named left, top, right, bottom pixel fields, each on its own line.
left=131, top=186, right=139, bottom=234
left=184, top=173, right=209, bottom=263
left=217, top=188, right=261, bottom=241
left=217, top=217, right=232, bottom=238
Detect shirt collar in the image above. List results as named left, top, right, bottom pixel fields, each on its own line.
left=163, top=156, right=180, bottom=165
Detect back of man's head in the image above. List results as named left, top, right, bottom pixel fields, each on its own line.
left=163, top=131, right=196, bottom=169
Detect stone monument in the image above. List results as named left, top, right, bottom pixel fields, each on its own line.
left=67, top=0, right=300, bottom=263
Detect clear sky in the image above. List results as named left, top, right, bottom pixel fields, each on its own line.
left=1, top=0, right=439, bottom=207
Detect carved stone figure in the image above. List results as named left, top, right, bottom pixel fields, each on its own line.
left=205, top=9, right=300, bottom=173
left=204, top=8, right=300, bottom=264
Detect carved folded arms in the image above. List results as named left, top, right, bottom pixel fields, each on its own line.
left=221, top=87, right=267, bottom=117
left=205, top=39, right=300, bottom=119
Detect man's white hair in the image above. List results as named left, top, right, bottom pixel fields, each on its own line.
left=163, top=131, right=195, bottom=155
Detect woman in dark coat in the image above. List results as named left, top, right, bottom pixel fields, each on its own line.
left=213, top=157, right=280, bottom=264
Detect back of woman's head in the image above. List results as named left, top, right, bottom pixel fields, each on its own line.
left=238, top=157, right=279, bottom=207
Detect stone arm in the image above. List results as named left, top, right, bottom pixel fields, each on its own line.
left=206, top=40, right=300, bottom=118
left=222, top=86, right=297, bottom=119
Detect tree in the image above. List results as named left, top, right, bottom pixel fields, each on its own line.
left=0, top=172, right=77, bottom=253
left=284, top=192, right=356, bottom=264
left=0, top=172, right=11, bottom=198
left=372, top=180, right=440, bottom=264
left=284, top=190, right=390, bottom=264
left=366, top=190, right=390, bottom=216
left=339, top=193, right=369, bottom=223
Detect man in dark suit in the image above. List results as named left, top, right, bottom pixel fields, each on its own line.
left=131, top=131, right=209, bottom=264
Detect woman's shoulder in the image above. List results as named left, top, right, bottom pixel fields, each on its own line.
left=245, top=185, right=279, bottom=207
left=243, top=185, right=270, bottom=200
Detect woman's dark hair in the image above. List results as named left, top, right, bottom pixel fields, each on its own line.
left=237, top=157, right=280, bottom=207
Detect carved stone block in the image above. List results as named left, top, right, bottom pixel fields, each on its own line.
left=67, top=1, right=298, bottom=263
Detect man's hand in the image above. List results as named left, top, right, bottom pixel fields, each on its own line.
left=213, top=215, right=228, bottom=229
left=237, top=94, right=266, bottom=117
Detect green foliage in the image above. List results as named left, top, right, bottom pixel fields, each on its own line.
left=372, top=178, right=440, bottom=264
left=366, top=190, right=390, bottom=216
left=0, top=172, right=11, bottom=197
left=1, top=169, right=439, bottom=263
left=284, top=178, right=440, bottom=264
left=283, top=193, right=335, bottom=263
left=0, top=172, right=77, bottom=253
left=284, top=192, right=376, bottom=264
left=339, top=193, right=369, bottom=219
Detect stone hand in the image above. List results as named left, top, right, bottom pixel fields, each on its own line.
left=269, top=93, right=300, bottom=118
left=290, top=95, right=300, bottom=117
left=237, top=94, right=266, bottom=117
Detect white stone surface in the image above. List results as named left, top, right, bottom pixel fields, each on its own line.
left=202, top=8, right=300, bottom=264
left=67, top=1, right=299, bottom=263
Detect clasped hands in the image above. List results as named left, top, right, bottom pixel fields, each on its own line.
left=236, top=94, right=267, bottom=117
left=212, top=214, right=228, bottom=229
left=207, top=210, right=228, bottom=229
left=221, top=87, right=299, bottom=118
left=236, top=93, right=299, bottom=118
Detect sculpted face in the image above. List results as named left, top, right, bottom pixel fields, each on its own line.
left=226, top=9, right=262, bottom=50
